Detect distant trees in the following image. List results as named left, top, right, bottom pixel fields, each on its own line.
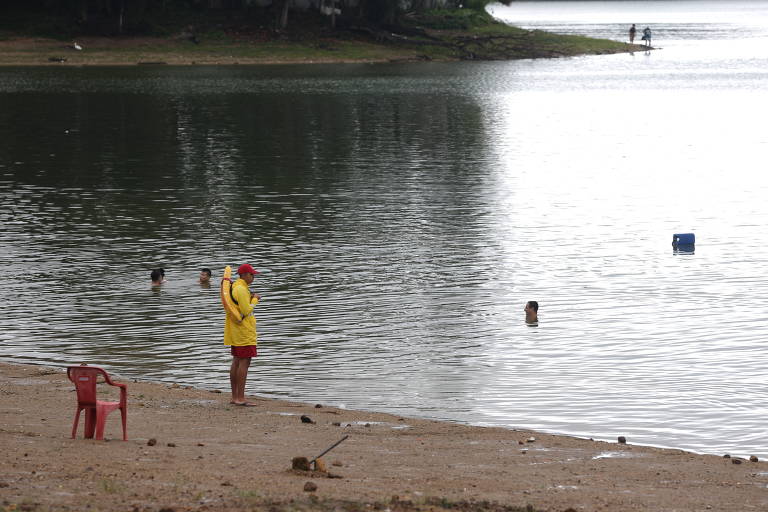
left=0, top=0, right=511, bottom=35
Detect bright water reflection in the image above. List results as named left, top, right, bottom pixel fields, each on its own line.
left=2, top=0, right=768, bottom=458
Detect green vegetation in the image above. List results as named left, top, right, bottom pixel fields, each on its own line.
left=0, top=1, right=640, bottom=65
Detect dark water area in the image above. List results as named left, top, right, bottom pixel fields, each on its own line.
left=3, top=0, right=768, bottom=459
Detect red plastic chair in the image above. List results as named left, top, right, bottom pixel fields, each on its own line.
left=67, top=365, right=127, bottom=441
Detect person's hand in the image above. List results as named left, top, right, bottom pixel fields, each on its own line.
left=252, top=293, right=261, bottom=301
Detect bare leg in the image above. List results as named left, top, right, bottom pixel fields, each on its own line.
left=230, top=357, right=253, bottom=405
left=229, top=357, right=239, bottom=402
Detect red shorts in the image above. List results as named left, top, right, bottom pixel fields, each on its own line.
left=230, top=346, right=257, bottom=358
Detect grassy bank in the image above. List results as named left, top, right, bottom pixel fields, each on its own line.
left=0, top=9, right=645, bottom=66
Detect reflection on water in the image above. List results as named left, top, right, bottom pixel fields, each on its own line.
left=2, top=0, right=768, bottom=459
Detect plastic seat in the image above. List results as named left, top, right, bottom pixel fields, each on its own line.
left=67, top=365, right=127, bottom=441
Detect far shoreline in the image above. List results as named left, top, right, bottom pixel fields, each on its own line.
left=0, top=33, right=651, bottom=67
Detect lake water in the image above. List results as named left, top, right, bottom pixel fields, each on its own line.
left=2, top=0, right=767, bottom=458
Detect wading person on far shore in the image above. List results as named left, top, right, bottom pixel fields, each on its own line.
left=642, top=26, right=652, bottom=46
left=224, top=263, right=261, bottom=406
left=629, top=24, right=636, bottom=44
left=524, top=300, right=539, bottom=325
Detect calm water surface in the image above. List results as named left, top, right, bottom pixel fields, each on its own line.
left=2, top=0, right=767, bottom=458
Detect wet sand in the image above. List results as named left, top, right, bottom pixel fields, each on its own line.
left=1, top=361, right=765, bottom=511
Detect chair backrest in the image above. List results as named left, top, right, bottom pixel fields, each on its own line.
left=67, top=366, right=111, bottom=406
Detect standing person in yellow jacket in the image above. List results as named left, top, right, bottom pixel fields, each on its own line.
left=224, top=263, right=261, bottom=406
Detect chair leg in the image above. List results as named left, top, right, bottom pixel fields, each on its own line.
left=72, top=408, right=82, bottom=439
left=120, top=406, right=127, bottom=441
left=84, top=408, right=96, bottom=439
left=94, top=407, right=107, bottom=441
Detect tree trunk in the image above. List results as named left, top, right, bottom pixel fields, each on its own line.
left=77, top=0, right=89, bottom=22
left=279, top=0, right=290, bottom=29
left=118, top=0, right=124, bottom=34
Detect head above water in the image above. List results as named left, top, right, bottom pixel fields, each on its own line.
left=200, top=268, right=212, bottom=283
left=150, top=269, right=163, bottom=284
left=524, top=301, right=539, bottom=324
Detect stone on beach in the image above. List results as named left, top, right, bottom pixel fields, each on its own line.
left=300, top=415, right=315, bottom=424
left=618, top=436, right=627, bottom=444
left=292, top=456, right=311, bottom=471
left=303, top=481, right=318, bottom=492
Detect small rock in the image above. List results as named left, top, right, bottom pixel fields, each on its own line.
left=618, top=436, right=627, bottom=444
left=300, top=415, right=315, bottom=424
left=292, top=457, right=311, bottom=471
left=520, top=450, right=528, bottom=454
left=526, top=437, right=536, bottom=443
left=518, top=441, right=524, bottom=445
left=171, top=383, right=180, bottom=389
left=750, top=455, right=759, bottom=462
left=211, top=389, right=222, bottom=394
left=221, top=481, right=233, bottom=486
left=197, top=443, right=205, bottom=447
left=315, top=404, right=323, bottom=408
left=159, top=508, right=175, bottom=512
left=304, top=481, right=317, bottom=492
left=332, top=422, right=341, bottom=427
left=364, top=423, right=371, bottom=428
left=732, top=458, right=743, bottom=465
left=167, top=443, right=176, bottom=447
left=723, top=454, right=731, bottom=458
left=147, top=438, right=157, bottom=446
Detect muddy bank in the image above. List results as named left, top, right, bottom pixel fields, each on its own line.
left=0, top=32, right=646, bottom=66
left=0, top=361, right=764, bottom=511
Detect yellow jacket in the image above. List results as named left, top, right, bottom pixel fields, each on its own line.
left=223, top=278, right=259, bottom=347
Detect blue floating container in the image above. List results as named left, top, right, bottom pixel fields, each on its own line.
left=672, top=233, right=695, bottom=246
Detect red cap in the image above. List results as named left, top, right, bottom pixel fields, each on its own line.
left=237, top=263, right=259, bottom=276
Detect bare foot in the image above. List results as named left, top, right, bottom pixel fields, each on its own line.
left=232, top=401, right=257, bottom=407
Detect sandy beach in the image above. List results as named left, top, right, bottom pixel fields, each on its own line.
left=1, top=361, right=766, bottom=511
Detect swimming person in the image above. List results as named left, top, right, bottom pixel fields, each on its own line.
left=524, top=301, right=539, bottom=325
left=224, top=263, right=261, bottom=407
left=150, top=269, right=164, bottom=286
left=199, top=267, right=212, bottom=285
